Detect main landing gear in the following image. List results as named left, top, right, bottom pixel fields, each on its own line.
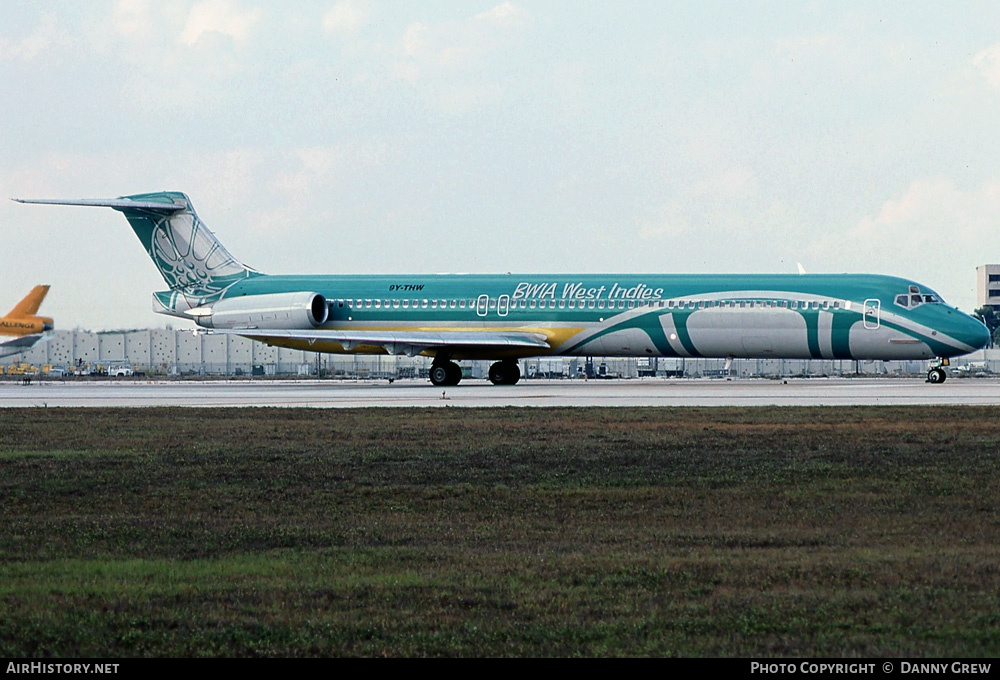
left=488, top=360, right=521, bottom=385
left=428, top=358, right=522, bottom=386
left=429, top=360, right=463, bottom=386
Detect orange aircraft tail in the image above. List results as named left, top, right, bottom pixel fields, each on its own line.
left=6, top=285, right=50, bottom=318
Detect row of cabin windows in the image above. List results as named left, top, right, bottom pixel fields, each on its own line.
left=332, top=298, right=844, bottom=311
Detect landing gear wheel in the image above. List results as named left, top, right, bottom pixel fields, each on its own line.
left=927, top=367, right=947, bottom=384
left=488, top=360, right=521, bottom=385
left=429, top=364, right=450, bottom=386
left=430, top=361, right=462, bottom=386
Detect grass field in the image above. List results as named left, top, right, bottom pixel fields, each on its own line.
left=1, top=406, right=998, bottom=657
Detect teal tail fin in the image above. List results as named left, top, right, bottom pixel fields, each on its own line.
left=14, top=192, right=259, bottom=298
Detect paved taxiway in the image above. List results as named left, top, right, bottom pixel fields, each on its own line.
left=1, top=377, right=999, bottom=407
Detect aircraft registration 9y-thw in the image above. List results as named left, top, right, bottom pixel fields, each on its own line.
left=0, top=285, right=53, bottom=359
left=15, top=192, right=989, bottom=385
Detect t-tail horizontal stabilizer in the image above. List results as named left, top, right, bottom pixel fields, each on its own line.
left=13, top=193, right=259, bottom=309
left=12, top=198, right=186, bottom=212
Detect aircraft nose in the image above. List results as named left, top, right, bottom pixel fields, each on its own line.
left=961, top=314, right=991, bottom=351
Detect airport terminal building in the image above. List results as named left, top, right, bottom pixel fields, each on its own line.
left=1, top=327, right=989, bottom=380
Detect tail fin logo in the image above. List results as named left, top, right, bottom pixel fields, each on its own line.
left=146, top=209, right=252, bottom=296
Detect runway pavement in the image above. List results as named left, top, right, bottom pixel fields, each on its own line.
left=1, top=376, right=999, bottom=407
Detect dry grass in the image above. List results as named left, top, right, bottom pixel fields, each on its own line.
left=1, top=407, right=998, bottom=656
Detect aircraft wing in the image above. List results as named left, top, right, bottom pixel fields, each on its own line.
left=212, top=328, right=551, bottom=356
left=0, top=334, right=45, bottom=358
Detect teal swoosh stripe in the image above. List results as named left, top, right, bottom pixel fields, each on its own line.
left=562, top=312, right=681, bottom=356
left=799, top=310, right=822, bottom=359
left=671, top=310, right=702, bottom=357
left=831, top=312, right=856, bottom=359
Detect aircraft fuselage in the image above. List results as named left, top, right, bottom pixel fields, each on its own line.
left=209, top=272, right=987, bottom=362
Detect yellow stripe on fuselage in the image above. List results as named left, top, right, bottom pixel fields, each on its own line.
left=245, top=325, right=588, bottom=357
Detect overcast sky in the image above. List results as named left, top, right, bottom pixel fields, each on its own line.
left=3, top=1, right=1000, bottom=329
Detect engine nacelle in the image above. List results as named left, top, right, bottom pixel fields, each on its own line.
left=190, top=292, right=328, bottom=330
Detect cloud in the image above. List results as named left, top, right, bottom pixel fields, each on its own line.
left=637, top=210, right=690, bottom=241
left=393, top=2, right=531, bottom=82
left=972, top=43, right=1000, bottom=88
left=475, top=1, right=530, bottom=27
left=178, top=0, right=262, bottom=46
left=0, top=12, right=67, bottom=62
left=322, top=1, right=367, bottom=36
left=381, top=3, right=533, bottom=116
left=825, top=177, right=1000, bottom=309
left=851, top=177, right=1000, bottom=246
left=110, top=0, right=156, bottom=40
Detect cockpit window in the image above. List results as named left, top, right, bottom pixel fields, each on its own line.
left=895, top=286, right=944, bottom=309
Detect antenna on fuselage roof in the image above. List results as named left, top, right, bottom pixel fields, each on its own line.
left=797, top=263, right=807, bottom=275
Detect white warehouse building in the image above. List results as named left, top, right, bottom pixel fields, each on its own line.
left=1, top=328, right=985, bottom=380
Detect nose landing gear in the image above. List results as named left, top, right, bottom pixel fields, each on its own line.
left=926, top=359, right=949, bottom=384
